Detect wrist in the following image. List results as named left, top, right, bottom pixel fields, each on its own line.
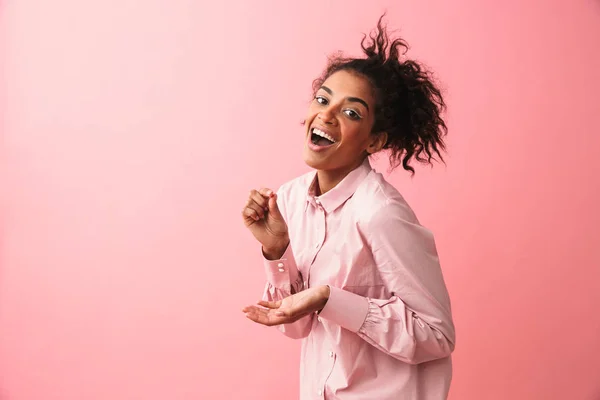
left=263, top=238, right=290, bottom=260
left=321, top=285, right=330, bottom=299
left=318, top=285, right=330, bottom=311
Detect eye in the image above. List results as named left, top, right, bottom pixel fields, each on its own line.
left=344, top=109, right=362, bottom=120
left=315, top=96, right=328, bottom=105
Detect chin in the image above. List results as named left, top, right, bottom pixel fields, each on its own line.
left=304, top=159, right=323, bottom=171
left=302, top=147, right=327, bottom=171
left=302, top=153, right=320, bottom=170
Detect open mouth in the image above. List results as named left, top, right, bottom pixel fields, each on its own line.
left=310, top=128, right=337, bottom=147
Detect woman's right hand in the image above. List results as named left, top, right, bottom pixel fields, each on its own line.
left=242, top=188, right=289, bottom=260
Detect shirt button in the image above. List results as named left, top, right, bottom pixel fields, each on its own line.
left=329, top=351, right=334, bottom=358
left=317, top=316, right=322, bottom=323
left=278, top=268, right=285, bottom=272
left=277, top=263, right=284, bottom=267
left=317, top=390, right=323, bottom=396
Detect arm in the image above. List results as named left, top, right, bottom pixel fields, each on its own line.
left=319, top=201, right=455, bottom=364
left=260, top=190, right=313, bottom=339
left=262, top=244, right=314, bottom=339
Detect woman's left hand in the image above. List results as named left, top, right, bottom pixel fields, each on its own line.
left=243, top=285, right=330, bottom=326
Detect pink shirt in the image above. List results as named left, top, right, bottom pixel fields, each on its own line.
left=262, top=159, right=455, bottom=400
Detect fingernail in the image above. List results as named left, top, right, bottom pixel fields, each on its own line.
left=275, top=311, right=285, bottom=316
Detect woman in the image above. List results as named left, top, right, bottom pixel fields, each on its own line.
left=242, top=17, right=455, bottom=400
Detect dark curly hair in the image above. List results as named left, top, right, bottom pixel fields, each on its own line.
left=312, top=16, right=447, bottom=174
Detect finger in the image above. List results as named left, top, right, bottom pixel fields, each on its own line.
left=244, top=308, right=275, bottom=325
left=243, top=305, right=289, bottom=326
left=241, top=206, right=261, bottom=222
left=267, top=194, right=284, bottom=220
left=244, top=197, right=270, bottom=219
left=247, top=303, right=288, bottom=316
left=249, top=190, right=269, bottom=212
left=268, top=193, right=278, bottom=211
left=258, top=188, right=275, bottom=199
left=241, top=305, right=256, bottom=313
left=242, top=304, right=269, bottom=314
left=246, top=196, right=269, bottom=217
left=257, top=300, right=282, bottom=309
left=246, top=312, right=269, bottom=325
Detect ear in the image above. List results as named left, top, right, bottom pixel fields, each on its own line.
left=366, top=132, right=388, bottom=154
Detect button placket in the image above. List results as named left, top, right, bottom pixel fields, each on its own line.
left=320, top=343, right=336, bottom=400
left=314, top=206, right=326, bottom=252
left=305, top=201, right=327, bottom=287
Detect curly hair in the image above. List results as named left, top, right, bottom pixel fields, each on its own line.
left=312, top=16, right=447, bottom=174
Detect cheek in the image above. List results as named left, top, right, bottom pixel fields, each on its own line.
left=306, top=103, right=319, bottom=120
left=340, top=122, right=370, bottom=145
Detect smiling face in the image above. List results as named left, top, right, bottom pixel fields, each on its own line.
left=303, top=70, right=387, bottom=178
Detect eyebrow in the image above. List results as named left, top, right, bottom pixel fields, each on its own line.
left=320, top=85, right=370, bottom=112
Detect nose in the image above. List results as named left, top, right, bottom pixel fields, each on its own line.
left=317, top=107, right=338, bottom=126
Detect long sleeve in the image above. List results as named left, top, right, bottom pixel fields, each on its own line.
left=261, top=189, right=314, bottom=340
left=262, top=245, right=314, bottom=339
left=319, top=200, right=455, bottom=365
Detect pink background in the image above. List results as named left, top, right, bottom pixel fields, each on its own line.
left=2, top=1, right=600, bottom=399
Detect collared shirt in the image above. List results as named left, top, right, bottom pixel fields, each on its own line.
left=262, top=158, right=455, bottom=400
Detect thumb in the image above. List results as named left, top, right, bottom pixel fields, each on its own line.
left=274, top=307, right=292, bottom=317
left=267, top=193, right=284, bottom=220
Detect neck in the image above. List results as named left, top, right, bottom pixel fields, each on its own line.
left=316, top=158, right=366, bottom=195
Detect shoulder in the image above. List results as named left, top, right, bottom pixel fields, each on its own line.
left=354, top=172, right=436, bottom=249
left=353, top=170, right=419, bottom=225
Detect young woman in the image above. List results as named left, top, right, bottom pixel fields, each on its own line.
left=242, top=17, right=456, bottom=400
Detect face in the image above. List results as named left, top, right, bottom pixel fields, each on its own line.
left=303, top=70, right=387, bottom=175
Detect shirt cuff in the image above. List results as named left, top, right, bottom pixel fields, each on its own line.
left=319, top=286, right=369, bottom=333
left=263, top=244, right=299, bottom=287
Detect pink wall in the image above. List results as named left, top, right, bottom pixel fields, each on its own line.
left=2, top=1, right=600, bottom=399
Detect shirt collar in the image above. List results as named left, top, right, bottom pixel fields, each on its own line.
left=306, top=158, right=373, bottom=213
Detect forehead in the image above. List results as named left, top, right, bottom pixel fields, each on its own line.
left=321, top=70, right=375, bottom=106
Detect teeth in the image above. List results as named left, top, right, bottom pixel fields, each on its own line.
left=312, top=128, right=336, bottom=143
